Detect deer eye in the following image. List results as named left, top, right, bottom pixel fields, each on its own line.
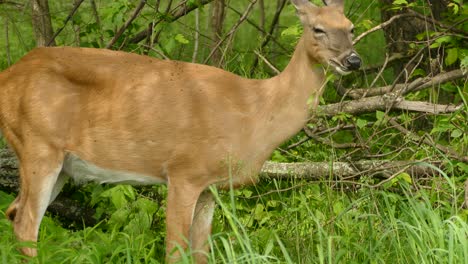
left=313, top=27, right=326, bottom=34
left=350, top=28, right=355, bottom=34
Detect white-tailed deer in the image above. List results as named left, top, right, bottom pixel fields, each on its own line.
left=0, top=0, right=360, bottom=262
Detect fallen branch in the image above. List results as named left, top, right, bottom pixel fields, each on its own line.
left=260, top=160, right=440, bottom=180
left=344, top=70, right=466, bottom=99
left=0, top=148, right=446, bottom=225
left=317, top=95, right=462, bottom=117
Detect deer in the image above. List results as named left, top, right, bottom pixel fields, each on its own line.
left=0, top=0, right=360, bottom=262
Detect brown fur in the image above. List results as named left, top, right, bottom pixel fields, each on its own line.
left=0, top=0, right=357, bottom=262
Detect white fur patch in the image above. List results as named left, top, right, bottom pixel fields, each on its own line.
left=63, top=154, right=166, bottom=185
left=37, top=165, right=63, bottom=236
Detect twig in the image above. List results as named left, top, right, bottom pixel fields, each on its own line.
left=226, top=5, right=288, bottom=52
left=354, top=13, right=413, bottom=45
left=106, top=0, right=147, bottom=49
left=318, top=95, right=462, bottom=117
left=463, top=179, right=468, bottom=209
left=407, top=9, right=468, bottom=36
left=46, top=0, right=85, bottom=46
left=389, top=119, right=468, bottom=163
left=250, top=0, right=287, bottom=74
left=254, top=51, right=280, bottom=74
left=90, top=0, right=104, bottom=47
left=303, top=126, right=364, bottom=149
left=0, top=0, right=23, bottom=8
left=129, top=0, right=214, bottom=44
left=204, top=0, right=257, bottom=64
left=344, top=70, right=466, bottom=99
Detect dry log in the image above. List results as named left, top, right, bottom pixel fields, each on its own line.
left=0, top=147, right=446, bottom=225
left=260, top=160, right=440, bottom=180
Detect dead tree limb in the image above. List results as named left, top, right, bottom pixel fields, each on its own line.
left=345, top=70, right=466, bottom=99
left=0, top=148, right=442, bottom=187
left=0, top=148, right=448, bottom=225
left=260, top=160, right=441, bottom=180
left=318, top=96, right=463, bottom=117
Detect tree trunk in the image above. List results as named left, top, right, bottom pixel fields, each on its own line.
left=209, top=0, right=225, bottom=66
left=31, top=0, right=55, bottom=46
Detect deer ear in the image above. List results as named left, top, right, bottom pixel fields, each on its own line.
left=322, top=0, right=344, bottom=11
left=291, top=0, right=316, bottom=11
left=291, top=0, right=316, bottom=23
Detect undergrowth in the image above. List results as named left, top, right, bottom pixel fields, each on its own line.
left=1, top=174, right=467, bottom=264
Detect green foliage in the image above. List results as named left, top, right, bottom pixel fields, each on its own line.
left=0, top=0, right=467, bottom=263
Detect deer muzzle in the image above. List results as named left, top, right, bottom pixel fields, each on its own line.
left=344, top=53, right=361, bottom=71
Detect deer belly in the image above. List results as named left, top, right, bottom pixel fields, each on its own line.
left=62, top=154, right=166, bottom=185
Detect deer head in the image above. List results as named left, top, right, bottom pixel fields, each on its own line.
left=291, top=0, right=361, bottom=75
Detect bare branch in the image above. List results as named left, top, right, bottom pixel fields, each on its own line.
left=129, top=0, right=215, bottom=44
left=260, top=160, right=441, bottom=180
left=254, top=51, right=280, bottom=74
left=47, top=0, right=85, bottom=46
left=354, top=13, right=413, bottom=45
left=106, top=0, right=147, bottom=49
left=395, top=101, right=463, bottom=114
left=344, top=70, right=466, bottom=99
left=317, top=95, right=462, bottom=117
left=204, top=0, right=257, bottom=64
left=388, top=119, right=468, bottom=163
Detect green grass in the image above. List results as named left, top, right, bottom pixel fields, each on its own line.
left=1, top=176, right=467, bottom=264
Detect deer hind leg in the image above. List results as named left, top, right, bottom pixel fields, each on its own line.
left=190, top=191, right=216, bottom=264
left=165, top=179, right=207, bottom=263
left=7, top=147, right=64, bottom=257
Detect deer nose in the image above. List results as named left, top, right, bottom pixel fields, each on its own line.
left=345, top=54, right=361, bottom=70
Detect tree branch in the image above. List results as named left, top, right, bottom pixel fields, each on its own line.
left=203, top=0, right=257, bottom=64
left=317, top=95, right=462, bottom=117
left=47, top=0, right=85, bottom=46
left=106, top=0, right=147, bottom=49
left=345, top=70, right=466, bottom=99
left=129, top=0, right=215, bottom=44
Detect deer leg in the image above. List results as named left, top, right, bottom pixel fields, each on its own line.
left=48, top=173, right=69, bottom=204
left=7, top=149, right=63, bottom=257
left=190, top=190, right=216, bottom=264
left=165, top=180, right=204, bottom=263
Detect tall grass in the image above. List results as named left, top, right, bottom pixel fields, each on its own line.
left=1, top=176, right=467, bottom=264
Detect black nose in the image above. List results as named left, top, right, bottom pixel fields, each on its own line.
left=345, top=54, right=361, bottom=70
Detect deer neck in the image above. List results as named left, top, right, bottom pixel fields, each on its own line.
left=252, top=37, right=326, bottom=161
left=265, top=36, right=326, bottom=126
left=278, top=36, right=326, bottom=104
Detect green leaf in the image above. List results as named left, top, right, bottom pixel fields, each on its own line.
left=356, top=118, right=368, bottom=129
left=451, top=129, right=463, bottom=138
left=393, top=0, right=408, bottom=5
left=448, top=3, right=460, bottom=14
left=376, top=111, right=385, bottom=122
left=281, top=25, right=301, bottom=38
left=445, top=48, right=459, bottom=66
left=397, top=172, right=412, bottom=184
left=174, top=34, right=189, bottom=44
left=457, top=162, right=468, bottom=173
